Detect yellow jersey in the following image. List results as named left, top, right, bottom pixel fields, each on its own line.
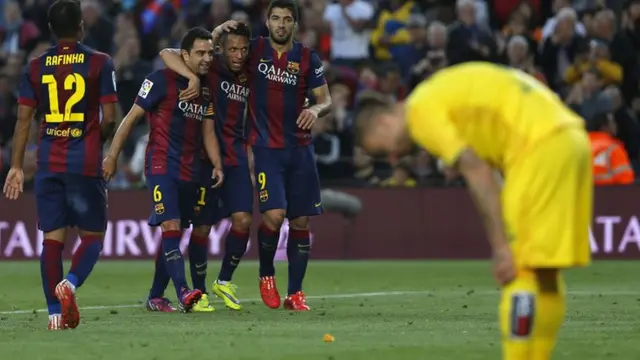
left=406, top=62, right=585, bottom=171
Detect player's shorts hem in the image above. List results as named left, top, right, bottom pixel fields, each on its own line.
left=147, top=221, right=191, bottom=229
left=38, top=225, right=68, bottom=233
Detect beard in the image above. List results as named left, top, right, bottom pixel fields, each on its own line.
left=269, top=28, right=293, bottom=45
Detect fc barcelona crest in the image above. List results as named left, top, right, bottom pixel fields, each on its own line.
left=202, top=86, right=210, bottom=101
left=287, top=61, right=300, bottom=75
left=259, top=190, right=269, bottom=202
left=238, top=73, right=247, bottom=83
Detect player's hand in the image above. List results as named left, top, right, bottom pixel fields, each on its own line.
left=180, top=76, right=201, bottom=101
left=214, top=20, right=240, bottom=36
left=3, top=167, right=24, bottom=200
left=102, top=155, right=118, bottom=182
left=492, top=245, right=516, bottom=286
left=297, top=108, right=318, bottom=130
left=211, top=168, right=224, bottom=188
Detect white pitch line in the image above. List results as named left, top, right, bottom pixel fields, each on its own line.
left=0, top=290, right=434, bottom=315
left=1, top=289, right=638, bottom=315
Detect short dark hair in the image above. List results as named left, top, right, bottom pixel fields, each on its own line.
left=222, top=23, right=252, bottom=44
left=352, top=90, right=394, bottom=146
left=48, top=0, right=82, bottom=39
left=267, top=0, right=299, bottom=22
left=181, top=27, right=213, bottom=52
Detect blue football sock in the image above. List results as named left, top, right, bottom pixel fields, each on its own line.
left=217, top=228, right=249, bottom=282
left=287, top=229, right=311, bottom=295
left=149, top=245, right=171, bottom=299
left=258, top=223, right=280, bottom=278
left=67, top=235, right=103, bottom=288
left=188, top=234, right=209, bottom=293
left=162, top=230, right=189, bottom=298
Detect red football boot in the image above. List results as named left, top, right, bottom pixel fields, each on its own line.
left=55, top=279, right=80, bottom=329
left=283, top=291, right=311, bottom=311
left=259, top=276, right=281, bottom=309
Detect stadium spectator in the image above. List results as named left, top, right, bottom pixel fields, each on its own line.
left=0, top=0, right=39, bottom=62
left=81, top=0, right=114, bottom=53
left=588, top=111, right=635, bottom=185
left=370, top=0, right=415, bottom=61
left=407, top=20, right=447, bottom=89
left=323, top=0, right=375, bottom=67
left=541, top=0, right=587, bottom=40
left=540, top=7, right=587, bottom=93
left=505, top=35, right=547, bottom=84
left=447, top=0, right=496, bottom=65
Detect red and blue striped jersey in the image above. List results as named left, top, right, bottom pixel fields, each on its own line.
left=247, top=38, right=327, bottom=148
left=17, top=41, right=118, bottom=176
left=206, top=56, right=250, bottom=167
left=135, top=69, right=214, bottom=182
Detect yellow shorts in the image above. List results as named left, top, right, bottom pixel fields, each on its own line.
left=502, top=127, right=592, bottom=269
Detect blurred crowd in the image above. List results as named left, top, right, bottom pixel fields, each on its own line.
left=0, top=0, right=639, bottom=190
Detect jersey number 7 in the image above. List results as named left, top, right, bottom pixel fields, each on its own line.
left=41, top=73, right=86, bottom=123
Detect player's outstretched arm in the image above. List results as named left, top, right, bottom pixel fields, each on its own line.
left=202, top=118, right=224, bottom=188
left=3, top=104, right=35, bottom=199
left=9, top=105, right=34, bottom=172
left=159, top=48, right=195, bottom=79
left=455, top=149, right=515, bottom=286
left=158, top=48, right=200, bottom=100
left=102, top=104, right=145, bottom=181
left=5, top=66, right=38, bottom=199
left=211, top=20, right=240, bottom=44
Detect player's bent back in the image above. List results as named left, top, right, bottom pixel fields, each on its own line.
left=406, top=62, right=585, bottom=170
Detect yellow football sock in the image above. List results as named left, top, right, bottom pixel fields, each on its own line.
left=499, top=270, right=566, bottom=360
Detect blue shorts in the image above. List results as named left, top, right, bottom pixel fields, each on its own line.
left=219, top=161, right=254, bottom=217
left=252, top=145, right=322, bottom=219
left=191, top=163, right=224, bottom=227
left=34, top=172, right=107, bottom=233
left=146, top=175, right=199, bottom=228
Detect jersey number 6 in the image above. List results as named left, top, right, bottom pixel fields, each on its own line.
left=153, top=185, right=163, bottom=202
left=41, top=73, right=86, bottom=123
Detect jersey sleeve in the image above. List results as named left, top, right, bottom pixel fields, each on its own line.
left=99, top=56, right=118, bottom=104
left=307, top=51, right=327, bottom=90
left=134, top=72, right=166, bottom=111
left=17, top=65, right=37, bottom=107
left=405, top=84, right=467, bottom=166
left=205, top=102, right=214, bottom=117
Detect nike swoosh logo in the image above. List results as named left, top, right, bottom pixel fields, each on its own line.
left=314, top=202, right=322, bottom=207
left=260, top=58, right=272, bottom=63
left=195, top=263, right=207, bottom=269
left=164, top=250, right=179, bottom=257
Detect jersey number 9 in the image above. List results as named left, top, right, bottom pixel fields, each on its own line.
left=257, top=172, right=267, bottom=190
left=42, top=73, right=86, bottom=123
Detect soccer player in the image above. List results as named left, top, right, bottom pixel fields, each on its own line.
left=3, top=0, right=118, bottom=330
left=181, top=24, right=253, bottom=311
left=102, top=27, right=222, bottom=313
left=352, top=62, right=592, bottom=360
left=169, top=0, right=332, bottom=311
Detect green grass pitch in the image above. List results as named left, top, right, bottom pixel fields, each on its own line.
left=0, top=261, right=638, bottom=359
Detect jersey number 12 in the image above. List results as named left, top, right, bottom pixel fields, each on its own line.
left=42, top=73, right=86, bottom=123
